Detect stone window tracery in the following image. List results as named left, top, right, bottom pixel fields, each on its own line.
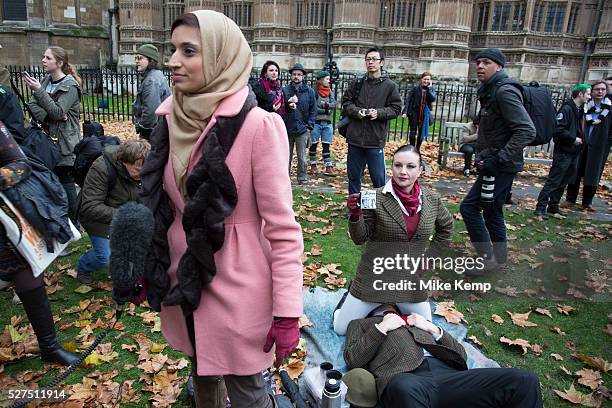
left=475, top=1, right=526, bottom=32
left=531, top=1, right=566, bottom=33
left=379, top=0, right=426, bottom=28
left=296, top=1, right=330, bottom=28
left=566, top=2, right=580, bottom=34
left=2, top=0, right=27, bottom=21
left=222, top=1, right=252, bottom=28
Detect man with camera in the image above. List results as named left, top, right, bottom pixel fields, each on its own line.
left=459, top=48, right=535, bottom=274
left=342, top=47, right=402, bottom=194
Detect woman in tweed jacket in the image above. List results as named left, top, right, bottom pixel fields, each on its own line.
left=334, top=145, right=453, bottom=335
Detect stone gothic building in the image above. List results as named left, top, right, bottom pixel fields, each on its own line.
left=1, top=0, right=611, bottom=84
left=0, top=0, right=117, bottom=67
left=117, top=0, right=612, bottom=84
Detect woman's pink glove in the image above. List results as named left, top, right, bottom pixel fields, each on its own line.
left=347, top=193, right=362, bottom=220
left=263, top=317, right=300, bottom=368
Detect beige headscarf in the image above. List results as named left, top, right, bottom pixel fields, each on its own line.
left=170, top=10, right=253, bottom=190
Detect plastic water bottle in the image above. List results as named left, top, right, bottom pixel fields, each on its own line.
left=321, top=378, right=342, bottom=408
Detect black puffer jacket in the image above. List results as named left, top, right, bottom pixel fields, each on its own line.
left=476, top=72, right=536, bottom=173
left=0, top=86, right=26, bottom=143
left=3, top=156, right=72, bottom=251
left=553, top=98, right=583, bottom=154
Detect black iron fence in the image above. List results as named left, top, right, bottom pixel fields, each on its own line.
left=8, top=66, right=570, bottom=143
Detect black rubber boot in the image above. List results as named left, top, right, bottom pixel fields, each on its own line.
left=17, top=286, right=81, bottom=366
left=193, top=375, right=227, bottom=408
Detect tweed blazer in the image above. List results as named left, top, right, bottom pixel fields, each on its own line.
left=348, top=185, right=453, bottom=303
left=344, top=317, right=468, bottom=399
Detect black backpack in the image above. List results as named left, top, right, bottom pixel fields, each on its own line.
left=493, top=79, right=557, bottom=146
left=72, top=134, right=121, bottom=189
left=82, top=120, right=104, bottom=138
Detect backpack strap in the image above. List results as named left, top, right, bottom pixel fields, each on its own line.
left=353, top=75, right=365, bottom=102
left=491, top=78, right=525, bottom=108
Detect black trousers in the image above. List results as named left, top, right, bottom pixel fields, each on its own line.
left=459, top=144, right=475, bottom=171
left=53, top=165, right=78, bottom=226
left=382, top=358, right=542, bottom=408
left=408, top=124, right=424, bottom=153
left=566, top=145, right=597, bottom=206
left=536, top=150, right=579, bottom=210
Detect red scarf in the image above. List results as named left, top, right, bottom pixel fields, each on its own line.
left=259, top=76, right=285, bottom=116
left=317, top=84, right=330, bottom=98
left=392, top=178, right=421, bottom=217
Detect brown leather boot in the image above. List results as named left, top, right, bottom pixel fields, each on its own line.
left=193, top=375, right=227, bottom=408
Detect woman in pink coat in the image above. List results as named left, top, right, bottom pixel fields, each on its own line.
left=139, top=10, right=304, bottom=408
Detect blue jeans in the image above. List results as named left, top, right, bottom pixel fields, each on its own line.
left=459, top=172, right=516, bottom=264
left=310, top=123, right=333, bottom=144
left=347, top=145, right=386, bottom=194
left=77, top=235, right=110, bottom=275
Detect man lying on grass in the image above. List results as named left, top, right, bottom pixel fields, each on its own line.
left=344, top=304, right=543, bottom=408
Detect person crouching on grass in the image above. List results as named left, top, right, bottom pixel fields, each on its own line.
left=334, top=144, right=453, bottom=335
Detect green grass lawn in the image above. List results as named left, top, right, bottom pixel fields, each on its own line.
left=295, top=190, right=611, bottom=408
left=0, top=189, right=609, bottom=407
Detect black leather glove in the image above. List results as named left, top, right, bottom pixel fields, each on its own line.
left=478, top=156, right=499, bottom=177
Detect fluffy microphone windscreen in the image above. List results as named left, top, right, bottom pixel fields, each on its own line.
left=109, top=202, right=154, bottom=304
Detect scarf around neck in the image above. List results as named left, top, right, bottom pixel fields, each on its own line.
left=392, top=178, right=421, bottom=217
left=317, top=83, right=330, bottom=98
left=584, top=97, right=611, bottom=125
left=170, top=10, right=253, bottom=192
left=141, top=91, right=258, bottom=314
left=260, top=76, right=285, bottom=115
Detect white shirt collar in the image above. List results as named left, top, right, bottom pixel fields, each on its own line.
left=382, top=179, right=422, bottom=216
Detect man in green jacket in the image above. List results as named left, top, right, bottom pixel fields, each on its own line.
left=76, top=139, right=151, bottom=284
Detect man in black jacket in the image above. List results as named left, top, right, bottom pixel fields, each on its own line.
left=0, top=85, right=26, bottom=142
left=342, top=47, right=402, bottom=194
left=460, top=48, right=535, bottom=273
left=534, top=84, right=591, bottom=219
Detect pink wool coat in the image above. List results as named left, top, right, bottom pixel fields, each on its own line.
left=155, top=86, right=304, bottom=375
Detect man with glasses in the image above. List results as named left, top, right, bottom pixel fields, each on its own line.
left=283, top=63, right=317, bottom=184
left=342, top=47, right=401, bottom=194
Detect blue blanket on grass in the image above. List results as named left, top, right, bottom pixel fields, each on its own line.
left=300, top=287, right=500, bottom=374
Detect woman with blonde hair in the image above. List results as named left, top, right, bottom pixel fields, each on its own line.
left=139, top=11, right=303, bottom=408
left=24, top=46, right=82, bottom=229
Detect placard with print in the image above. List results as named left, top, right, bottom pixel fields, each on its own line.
left=360, top=190, right=377, bottom=209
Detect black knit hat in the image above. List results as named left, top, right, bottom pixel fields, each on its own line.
left=475, top=48, right=506, bottom=67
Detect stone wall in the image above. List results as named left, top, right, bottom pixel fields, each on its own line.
left=0, top=0, right=111, bottom=66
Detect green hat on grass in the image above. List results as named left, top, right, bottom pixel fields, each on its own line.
left=344, top=368, right=378, bottom=407
left=136, top=44, right=160, bottom=63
